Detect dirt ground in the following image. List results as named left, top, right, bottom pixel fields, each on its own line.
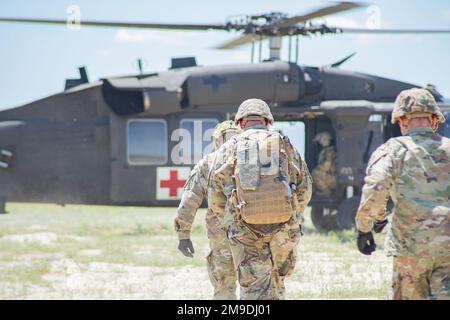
left=0, top=203, right=392, bottom=299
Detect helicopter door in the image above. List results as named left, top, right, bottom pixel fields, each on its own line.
left=110, top=113, right=222, bottom=205
left=110, top=113, right=170, bottom=205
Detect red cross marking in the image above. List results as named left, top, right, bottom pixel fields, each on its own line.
left=159, top=170, right=186, bottom=197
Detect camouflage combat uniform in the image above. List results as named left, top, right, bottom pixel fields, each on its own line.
left=211, top=99, right=312, bottom=300
left=174, top=121, right=240, bottom=300
left=312, top=132, right=337, bottom=195
left=312, top=147, right=337, bottom=194
left=356, top=88, right=449, bottom=300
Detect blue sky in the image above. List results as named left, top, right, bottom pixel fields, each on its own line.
left=1, top=0, right=450, bottom=110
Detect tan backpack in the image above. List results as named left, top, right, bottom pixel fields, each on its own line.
left=231, top=130, right=300, bottom=224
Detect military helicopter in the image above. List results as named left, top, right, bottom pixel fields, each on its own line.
left=1, top=2, right=449, bottom=232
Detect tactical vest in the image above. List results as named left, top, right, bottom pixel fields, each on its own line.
left=231, top=129, right=300, bottom=224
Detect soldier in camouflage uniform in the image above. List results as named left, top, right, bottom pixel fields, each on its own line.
left=311, top=132, right=337, bottom=195
left=174, top=120, right=241, bottom=300
left=355, top=88, right=449, bottom=300
left=211, top=99, right=312, bottom=300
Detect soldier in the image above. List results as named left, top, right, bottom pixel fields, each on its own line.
left=355, top=88, right=449, bottom=300
left=211, top=98, right=312, bottom=300
left=174, top=120, right=241, bottom=300
left=311, top=132, right=337, bottom=195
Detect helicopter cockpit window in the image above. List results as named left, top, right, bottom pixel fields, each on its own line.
left=127, top=119, right=168, bottom=165
left=179, top=119, right=218, bottom=164
left=271, top=121, right=305, bottom=158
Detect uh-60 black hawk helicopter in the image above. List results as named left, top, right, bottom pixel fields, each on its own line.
left=1, top=2, right=449, bottom=231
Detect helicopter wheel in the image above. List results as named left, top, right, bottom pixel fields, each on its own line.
left=336, top=196, right=361, bottom=229
left=311, top=205, right=340, bottom=232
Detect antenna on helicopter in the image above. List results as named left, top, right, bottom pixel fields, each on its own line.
left=137, top=58, right=144, bottom=75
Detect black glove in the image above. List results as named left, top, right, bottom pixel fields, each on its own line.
left=356, top=231, right=376, bottom=255
left=178, top=239, right=195, bottom=258
left=373, top=219, right=388, bottom=233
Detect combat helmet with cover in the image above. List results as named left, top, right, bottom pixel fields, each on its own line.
left=313, top=132, right=332, bottom=147
left=391, top=88, right=445, bottom=125
left=212, top=120, right=241, bottom=150
left=234, top=98, right=274, bottom=125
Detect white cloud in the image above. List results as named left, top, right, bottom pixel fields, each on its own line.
left=115, top=30, right=147, bottom=43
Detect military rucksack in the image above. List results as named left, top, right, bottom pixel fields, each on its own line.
left=231, top=129, right=301, bottom=224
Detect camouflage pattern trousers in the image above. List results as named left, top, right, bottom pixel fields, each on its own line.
left=227, top=218, right=301, bottom=300
left=392, top=255, right=450, bottom=300
left=205, top=212, right=237, bottom=300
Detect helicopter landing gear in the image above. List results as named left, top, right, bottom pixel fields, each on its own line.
left=311, top=205, right=340, bottom=233
left=336, top=196, right=361, bottom=229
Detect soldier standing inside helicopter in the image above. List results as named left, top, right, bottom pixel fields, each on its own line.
left=174, top=120, right=241, bottom=300
left=355, top=88, right=450, bottom=300
left=211, top=99, right=312, bottom=300
left=311, top=132, right=337, bottom=196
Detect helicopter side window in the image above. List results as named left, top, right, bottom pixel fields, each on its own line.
left=271, top=121, right=305, bottom=158
left=127, top=119, right=168, bottom=165
left=179, top=119, right=218, bottom=164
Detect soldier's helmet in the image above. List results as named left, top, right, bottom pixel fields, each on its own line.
left=314, top=132, right=332, bottom=147
left=212, top=120, right=241, bottom=150
left=391, top=88, right=445, bottom=124
left=234, top=98, right=274, bottom=125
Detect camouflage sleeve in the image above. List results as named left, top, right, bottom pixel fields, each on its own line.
left=355, top=141, right=403, bottom=233
left=174, top=157, right=209, bottom=240
left=295, top=157, right=313, bottom=217
left=210, top=141, right=236, bottom=226
left=284, top=137, right=312, bottom=218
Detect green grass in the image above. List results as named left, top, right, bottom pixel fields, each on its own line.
left=0, top=203, right=392, bottom=299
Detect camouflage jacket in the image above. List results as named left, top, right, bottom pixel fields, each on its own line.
left=174, top=152, right=217, bottom=240
left=356, top=127, right=450, bottom=256
left=211, top=128, right=313, bottom=229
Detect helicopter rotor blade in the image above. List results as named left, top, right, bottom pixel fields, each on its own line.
left=338, top=27, right=450, bottom=34
left=0, top=17, right=228, bottom=31
left=276, top=1, right=365, bottom=29
left=215, top=33, right=268, bottom=49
